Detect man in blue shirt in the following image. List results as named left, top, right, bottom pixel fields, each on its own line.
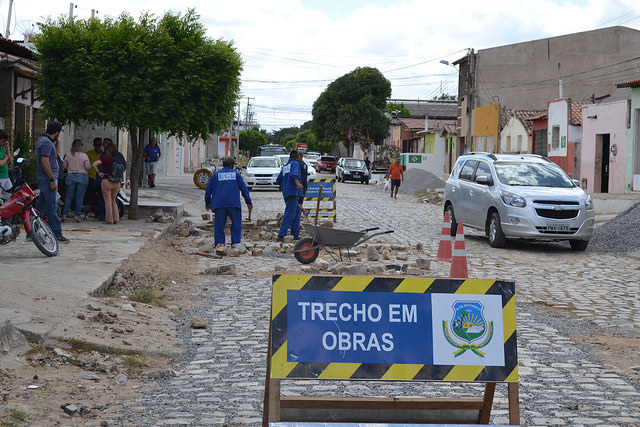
left=35, top=120, right=68, bottom=242
left=204, top=156, right=252, bottom=247
left=143, top=137, right=161, bottom=188
left=276, top=150, right=304, bottom=242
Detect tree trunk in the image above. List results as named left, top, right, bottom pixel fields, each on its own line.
left=127, top=128, right=145, bottom=220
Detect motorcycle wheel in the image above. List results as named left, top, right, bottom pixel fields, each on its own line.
left=193, top=168, right=213, bottom=189
left=30, top=215, right=59, bottom=257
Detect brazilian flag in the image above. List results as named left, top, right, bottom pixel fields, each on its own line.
left=409, top=155, right=422, bottom=163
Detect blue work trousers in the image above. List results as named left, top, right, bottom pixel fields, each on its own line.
left=63, top=173, right=89, bottom=218
left=278, top=196, right=301, bottom=238
left=36, top=176, right=62, bottom=237
left=213, top=207, right=242, bottom=246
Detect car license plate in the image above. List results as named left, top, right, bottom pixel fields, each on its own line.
left=546, top=224, right=570, bottom=232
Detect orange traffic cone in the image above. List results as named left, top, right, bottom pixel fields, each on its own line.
left=449, top=222, right=468, bottom=278
left=436, top=212, right=453, bottom=261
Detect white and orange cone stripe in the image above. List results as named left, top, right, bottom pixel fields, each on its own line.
left=436, top=212, right=453, bottom=262
left=449, top=221, right=468, bottom=278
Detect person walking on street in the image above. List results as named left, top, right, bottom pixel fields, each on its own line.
left=62, top=139, right=91, bottom=222
left=92, top=143, right=126, bottom=225
left=297, top=152, right=308, bottom=215
left=204, top=156, right=252, bottom=248
left=387, top=158, right=404, bottom=199
left=0, top=130, right=13, bottom=204
left=144, top=137, right=161, bottom=188
left=276, top=150, right=304, bottom=242
left=35, top=120, right=69, bottom=242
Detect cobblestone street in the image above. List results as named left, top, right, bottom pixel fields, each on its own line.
left=134, top=177, right=640, bottom=426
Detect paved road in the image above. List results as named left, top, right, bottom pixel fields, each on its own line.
left=131, top=175, right=640, bottom=426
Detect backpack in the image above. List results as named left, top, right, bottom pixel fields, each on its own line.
left=108, top=158, right=126, bottom=182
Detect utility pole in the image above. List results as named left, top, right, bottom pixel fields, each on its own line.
left=69, top=2, right=74, bottom=18
left=244, top=97, right=254, bottom=131
left=5, top=0, right=14, bottom=38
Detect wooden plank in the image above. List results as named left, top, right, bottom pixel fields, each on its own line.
left=280, top=396, right=485, bottom=411
left=508, top=382, right=520, bottom=425
left=477, top=382, right=496, bottom=423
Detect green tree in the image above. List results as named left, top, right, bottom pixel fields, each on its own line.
left=281, top=134, right=296, bottom=150
left=385, top=103, right=410, bottom=116
left=311, top=67, right=391, bottom=155
left=239, top=128, right=268, bottom=158
left=433, top=93, right=457, bottom=101
left=33, top=10, right=242, bottom=219
left=268, top=126, right=299, bottom=146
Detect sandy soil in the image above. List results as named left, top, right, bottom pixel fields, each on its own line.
left=1, top=223, right=639, bottom=426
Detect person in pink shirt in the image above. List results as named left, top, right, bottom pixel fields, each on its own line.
left=62, top=139, right=91, bottom=222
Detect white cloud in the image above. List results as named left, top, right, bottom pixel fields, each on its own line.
left=8, top=0, right=640, bottom=131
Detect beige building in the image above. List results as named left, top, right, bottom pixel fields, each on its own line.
left=454, top=26, right=640, bottom=154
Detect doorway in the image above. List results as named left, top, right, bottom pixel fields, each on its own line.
left=594, top=134, right=610, bottom=193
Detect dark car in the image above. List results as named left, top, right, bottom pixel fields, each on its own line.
left=316, top=155, right=337, bottom=172
left=336, top=158, right=370, bottom=184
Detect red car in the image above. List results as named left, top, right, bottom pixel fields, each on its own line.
left=316, top=156, right=337, bottom=172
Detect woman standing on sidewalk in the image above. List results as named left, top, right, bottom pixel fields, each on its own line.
left=92, top=143, right=125, bottom=224
left=62, top=139, right=91, bottom=222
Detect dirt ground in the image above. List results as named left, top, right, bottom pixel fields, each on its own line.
left=1, top=225, right=639, bottom=426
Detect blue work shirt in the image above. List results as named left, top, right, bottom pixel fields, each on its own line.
left=144, top=144, right=161, bottom=162
left=35, top=134, right=59, bottom=179
left=276, top=158, right=302, bottom=199
left=204, top=166, right=252, bottom=210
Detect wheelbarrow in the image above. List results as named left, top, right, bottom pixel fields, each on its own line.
left=293, top=223, right=394, bottom=264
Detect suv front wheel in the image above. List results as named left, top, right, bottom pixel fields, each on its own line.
left=487, top=212, right=507, bottom=248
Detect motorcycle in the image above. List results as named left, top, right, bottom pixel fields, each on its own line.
left=0, top=153, right=58, bottom=257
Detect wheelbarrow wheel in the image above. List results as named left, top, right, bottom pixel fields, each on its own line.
left=294, top=237, right=319, bottom=264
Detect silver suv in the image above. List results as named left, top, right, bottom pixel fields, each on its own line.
left=443, top=153, right=595, bottom=250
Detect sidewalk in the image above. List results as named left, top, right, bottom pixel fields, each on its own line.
left=0, top=175, right=203, bottom=363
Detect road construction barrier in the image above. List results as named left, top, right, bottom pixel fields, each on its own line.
left=304, top=179, right=336, bottom=222
left=263, top=274, right=520, bottom=426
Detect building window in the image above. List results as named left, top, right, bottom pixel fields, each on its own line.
left=517, top=135, right=523, bottom=152
left=551, top=126, right=560, bottom=149
left=534, top=129, right=547, bottom=155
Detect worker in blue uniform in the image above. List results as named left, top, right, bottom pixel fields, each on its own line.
left=276, top=150, right=304, bottom=242
left=204, top=156, right=252, bottom=247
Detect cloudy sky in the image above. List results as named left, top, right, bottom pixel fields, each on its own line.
left=5, top=0, right=640, bottom=131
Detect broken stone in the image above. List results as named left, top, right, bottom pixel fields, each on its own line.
left=415, top=242, right=423, bottom=251
left=54, top=348, right=73, bottom=359
left=121, top=303, right=136, bottom=312
left=415, top=258, right=431, bottom=269
left=217, top=264, right=236, bottom=275
left=231, top=242, right=247, bottom=254
left=353, top=265, right=368, bottom=275
left=191, top=317, right=208, bottom=329
left=330, top=262, right=346, bottom=274
left=406, top=266, right=422, bottom=276
left=366, top=246, right=380, bottom=261
left=274, top=266, right=287, bottom=272
left=76, top=313, right=86, bottom=320
left=382, top=248, right=391, bottom=260
left=62, top=403, right=78, bottom=415
left=179, top=228, right=190, bottom=237
left=283, top=235, right=294, bottom=243
left=391, top=244, right=407, bottom=251
left=396, top=254, right=409, bottom=261
left=252, top=248, right=264, bottom=256
left=227, top=248, right=241, bottom=257
left=367, top=265, right=385, bottom=275
left=201, top=213, right=210, bottom=220
left=81, top=372, right=101, bottom=381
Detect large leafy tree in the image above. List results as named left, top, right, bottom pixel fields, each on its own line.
left=311, top=67, right=391, bottom=155
left=34, top=10, right=242, bottom=219
left=239, top=128, right=268, bottom=157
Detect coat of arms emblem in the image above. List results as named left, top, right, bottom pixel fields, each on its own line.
left=442, top=301, right=493, bottom=357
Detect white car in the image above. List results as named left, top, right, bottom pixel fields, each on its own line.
left=244, top=156, right=281, bottom=190
left=275, top=154, right=317, bottom=175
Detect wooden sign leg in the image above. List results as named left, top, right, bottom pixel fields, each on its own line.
left=477, top=382, right=496, bottom=423
left=508, top=382, right=520, bottom=425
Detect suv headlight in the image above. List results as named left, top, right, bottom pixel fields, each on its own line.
left=501, top=191, right=526, bottom=207
left=585, top=195, right=594, bottom=210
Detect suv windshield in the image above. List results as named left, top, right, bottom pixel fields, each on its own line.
left=344, top=160, right=365, bottom=168
left=494, top=162, right=574, bottom=187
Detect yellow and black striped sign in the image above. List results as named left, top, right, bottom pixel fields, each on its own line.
left=270, top=274, right=517, bottom=383
left=305, top=208, right=336, bottom=218
left=304, top=178, right=336, bottom=201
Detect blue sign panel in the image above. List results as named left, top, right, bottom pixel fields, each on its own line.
left=287, top=290, right=433, bottom=364
left=305, top=180, right=335, bottom=199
